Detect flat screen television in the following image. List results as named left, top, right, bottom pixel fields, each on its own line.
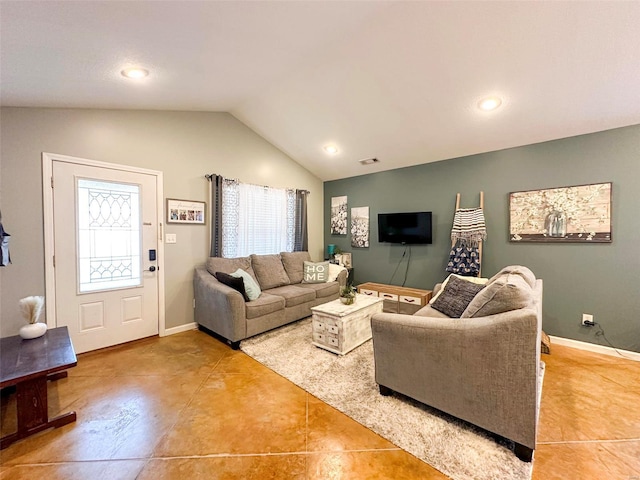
left=378, top=211, right=433, bottom=244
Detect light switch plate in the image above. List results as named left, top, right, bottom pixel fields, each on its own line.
left=165, top=233, right=177, bottom=244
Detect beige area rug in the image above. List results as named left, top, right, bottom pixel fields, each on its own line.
left=242, top=318, right=540, bottom=480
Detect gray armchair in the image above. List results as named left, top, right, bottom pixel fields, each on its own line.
left=370, top=276, right=542, bottom=462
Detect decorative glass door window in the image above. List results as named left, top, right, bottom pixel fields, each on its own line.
left=77, top=178, right=142, bottom=293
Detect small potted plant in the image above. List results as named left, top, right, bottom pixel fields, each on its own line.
left=340, top=284, right=356, bottom=305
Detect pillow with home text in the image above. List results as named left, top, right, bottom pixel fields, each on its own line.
left=302, top=261, right=329, bottom=284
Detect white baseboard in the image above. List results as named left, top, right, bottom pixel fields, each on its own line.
left=549, top=335, right=640, bottom=362
left=162, top=322, right=198, bottom=337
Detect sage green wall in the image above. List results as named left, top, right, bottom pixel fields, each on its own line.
left=0, top=107, right=324, bottom=338
left=325, top=125, right=640, bottom=353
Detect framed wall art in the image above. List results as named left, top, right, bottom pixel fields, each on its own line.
left=330, top=196, right=347, bottom=235
left=167, top=198, right=206, bottom=225
left=351, top=206, right=369, bottom=248
left=509, top=182, right=611, bottom=243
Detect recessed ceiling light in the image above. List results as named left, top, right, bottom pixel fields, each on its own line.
left=121, top=67, right=149, bottom=79
left=323, top=145, right=339, bottom=155
left=478, top=96, right=502, bottom=111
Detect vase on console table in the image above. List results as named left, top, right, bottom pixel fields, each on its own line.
left=18, top=295, right=47, bottom=340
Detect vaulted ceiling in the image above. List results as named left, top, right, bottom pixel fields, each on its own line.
left=2, top=1, right=639, bottom=181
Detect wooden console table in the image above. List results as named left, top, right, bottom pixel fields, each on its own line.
left=0, top=326, right=77, bottom=449
left=357, top=282, right=432, bottom=314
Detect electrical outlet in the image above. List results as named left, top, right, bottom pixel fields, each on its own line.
left=582, top=313, right=594, bottom=326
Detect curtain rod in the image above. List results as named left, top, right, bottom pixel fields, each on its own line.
left=205, top=173, right=309, bottom=194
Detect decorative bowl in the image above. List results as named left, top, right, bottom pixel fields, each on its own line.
left=340, top=296, right=355, bottom=305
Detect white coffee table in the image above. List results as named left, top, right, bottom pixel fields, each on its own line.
left=310, top=294, right=384, bottom=355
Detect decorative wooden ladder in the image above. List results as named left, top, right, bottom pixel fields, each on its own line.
left=453, top=191, right=484, bottom=277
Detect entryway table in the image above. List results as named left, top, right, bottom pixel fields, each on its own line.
left=0, top=326, right=77, bottom=449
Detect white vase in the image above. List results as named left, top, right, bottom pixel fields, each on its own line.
left=19, top=322, right=48, bottom=340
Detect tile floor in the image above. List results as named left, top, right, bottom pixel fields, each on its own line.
left=1, top=329, right=639, bottom=479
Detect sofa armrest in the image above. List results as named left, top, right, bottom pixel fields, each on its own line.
left=336, top=268, right=348, bottom=286
left=371, top=309, right=541, bottom=448
left=193, top=266, right=247, bottom=342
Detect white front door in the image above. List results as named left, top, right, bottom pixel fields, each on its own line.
left=49, top=158, right=161, bottom=353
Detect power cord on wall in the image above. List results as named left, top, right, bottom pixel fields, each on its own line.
left=387, top=245, right=412, bottom=287
left=401, top=245, right=412, bottom=287
left=587, top=322, right=637, bottom=360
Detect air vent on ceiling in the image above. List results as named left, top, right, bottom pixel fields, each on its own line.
left=359, top=158, right=380, bottom=165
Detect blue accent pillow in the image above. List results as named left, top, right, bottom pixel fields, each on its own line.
left=230, top=268, right=261, bottom=301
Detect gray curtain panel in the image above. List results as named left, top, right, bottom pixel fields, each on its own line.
left=294, top=189, right=308, bottom=252
left=0, top=209, right=10, bottom=266
left=208, top=174, right=224, bottom=257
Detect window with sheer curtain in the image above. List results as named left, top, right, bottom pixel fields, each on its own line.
left=221, top=180, right=295, bottom=257
left=207, top=175, right=308, bottom=258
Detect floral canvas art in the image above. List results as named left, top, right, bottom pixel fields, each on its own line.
left=330, top=196, right=347, bottom=235
left=351, top=206, right=369, bottom=248
left=509, top=182, right=612, bottom=242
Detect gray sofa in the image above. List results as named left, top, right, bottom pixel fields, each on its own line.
left=370, top=266, right=543, bottom=462
left=194, top=252, right=347, bottom=349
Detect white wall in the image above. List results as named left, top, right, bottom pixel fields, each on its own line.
left=0, top=108, right=324, bottom=337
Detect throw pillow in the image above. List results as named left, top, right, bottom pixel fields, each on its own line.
left=461, top=274, right=533, bottom=318
left=230, top=268, right=261, bottom=301
left=431, top=275, right=486, bottom=318
left=429, top=274, right=488, bottom=304
left=214, top=271, right=250, bottom=302
left=302, top=261, right=330, bottom=283
left=250, top=254, right=291, bottom=290
left=280, top=251, right=311, bottom=284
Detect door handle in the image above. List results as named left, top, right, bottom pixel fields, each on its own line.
left=145, top=266, right=157, bottom=272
